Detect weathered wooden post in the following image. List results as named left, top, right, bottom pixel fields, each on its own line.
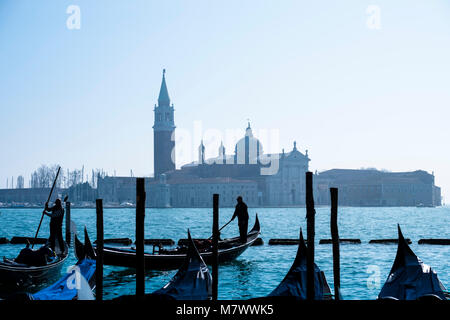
left=136, top=178, right=146, bottom=300
left=330, top=187, right=340, bottom=300
left=65, top=201, right=71, bottom=246
left=96, top=199, right=104, bottom=301
left=212, top=193, right=219, bottom=301
left=305, top=172, right=315, bottom=300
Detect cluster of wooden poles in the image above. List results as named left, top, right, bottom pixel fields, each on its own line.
left=90, top=172, right=342, bottom=301
left=91, top=178, right=223, bottom=301
left=306, top=172, right=341, bottom=300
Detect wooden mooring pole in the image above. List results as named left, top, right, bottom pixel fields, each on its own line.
left=330, top=188, right=340, bottom=300
left=96, top=199, right=104, bottom=301
left=212, top=193, right=219, bottom=301
left=136, top=178, right=146, bottom=300
left=65, top=201, right=71, bottom=246
left=305, top=172, right=315, bottom=300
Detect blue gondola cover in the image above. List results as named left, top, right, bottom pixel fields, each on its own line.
left=32, top=259, right=95, bottom=300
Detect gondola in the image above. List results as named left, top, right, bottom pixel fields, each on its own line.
left=29, top=227, right=96, bottom=300
left=100, top=214, right=260, bottom=271
left=378, top=225, right=447, bottom=300
left=0, top=239, right=69, bottom=290
left=265, top=229, right=333, bottom=300
left=150, top=230, right=212, bottom=300
left=114, top=230, right=212, bottom=301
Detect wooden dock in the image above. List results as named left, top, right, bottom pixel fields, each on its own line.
left=319, top=239, right=361, bottom=244
left=369, top=239, right=412, bottom=244
left=10, top=236, right=47, bottom=244
left=418, top=239, right=450, bottom=245
left=95, top=238, right=133, bottom=245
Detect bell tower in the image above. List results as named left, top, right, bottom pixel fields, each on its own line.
left=153, top=69, right=175, bottom=177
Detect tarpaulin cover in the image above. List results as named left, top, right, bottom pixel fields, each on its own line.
left=268, top=230, right=330, bottom=300
left=378, top=226, right=447, bottom=300
left=151, top=233, right=212, bottom=300
left=32, top=259, right=95, bottom=300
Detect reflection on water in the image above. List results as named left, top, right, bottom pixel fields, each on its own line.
left=103, top=266, right=166, bottom=299
left=235, top=260, right=255, bottom=299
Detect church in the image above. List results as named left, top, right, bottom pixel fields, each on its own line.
left=95, top=70, right=441, bottom=208
left=98, top=70, right=311, bottom=207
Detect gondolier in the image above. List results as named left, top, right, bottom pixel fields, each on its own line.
left=44, top=199, right=65, bottom=254
left=231, top=196, right=249, bottom=243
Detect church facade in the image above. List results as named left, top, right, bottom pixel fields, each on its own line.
left=98, top=70, right=310, bottom=207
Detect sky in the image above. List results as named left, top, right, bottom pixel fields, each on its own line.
left=1, top=0, right=450, bottom=201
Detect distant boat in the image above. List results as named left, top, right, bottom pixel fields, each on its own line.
left=119, top=202, right=134, bottom=208
left=378, top=225, right=447, bottom=300
left=416, top=203, right=434, bottom=208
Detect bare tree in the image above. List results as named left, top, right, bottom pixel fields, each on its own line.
left=30, top=164, right=61, bottom=188
left=37, top=165, right=51, bottom=187
left=16, top=176, right=24, bottom=189
left=29, top=165, right=107, bottom=189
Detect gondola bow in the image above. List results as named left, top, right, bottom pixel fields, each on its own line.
left=268, top=229, right=332, bottom=300
left=150, top=230, right=212, bottom=300
left=378, top=225, right=447, bottom=300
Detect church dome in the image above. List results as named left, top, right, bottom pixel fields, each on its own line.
left=234, top=123, right=263, bottom=164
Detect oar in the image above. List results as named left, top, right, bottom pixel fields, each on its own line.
left=207, top=218, right=233, bottom=240
left=31, top=166, right=61, bottom=249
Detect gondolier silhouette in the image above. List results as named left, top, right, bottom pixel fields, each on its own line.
left=231, top=196, right=249, bottom=243
left=44, top=198, right=65, bottom=254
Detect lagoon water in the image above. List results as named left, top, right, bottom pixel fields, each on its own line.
left=0, top=206, right=449, bottom=300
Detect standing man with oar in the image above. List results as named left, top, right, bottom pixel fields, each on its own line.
left=231, top=196, right=249, bottom=243
left=207, top=196, right=250, bottom=242
left=31, top=166, right=62, bottom=251
left=44, top=198, right=65, bottom=254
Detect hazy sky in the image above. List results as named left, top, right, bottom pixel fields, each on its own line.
left=1, top=1, right=450, bottom=201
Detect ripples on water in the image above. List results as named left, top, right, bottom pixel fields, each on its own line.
left=0, top=206, right=449, bottom=300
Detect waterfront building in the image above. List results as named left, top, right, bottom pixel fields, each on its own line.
left=315, top=169, right=441, bottom=207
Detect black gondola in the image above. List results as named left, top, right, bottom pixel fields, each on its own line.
left=378, top=225, right=447, bottom=300
left=0, top=240, right=69, bottom=290
left=99, top=214, right=261, bottom=271
left=74, top=227, right=97, bottom=263
left=25, top=227, right=96, bottom=300
left=150, top=230, right=212, bottom=300
left=115, top=230, right=212, bottom=302
left=265, top=229, right=332, bottom=300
